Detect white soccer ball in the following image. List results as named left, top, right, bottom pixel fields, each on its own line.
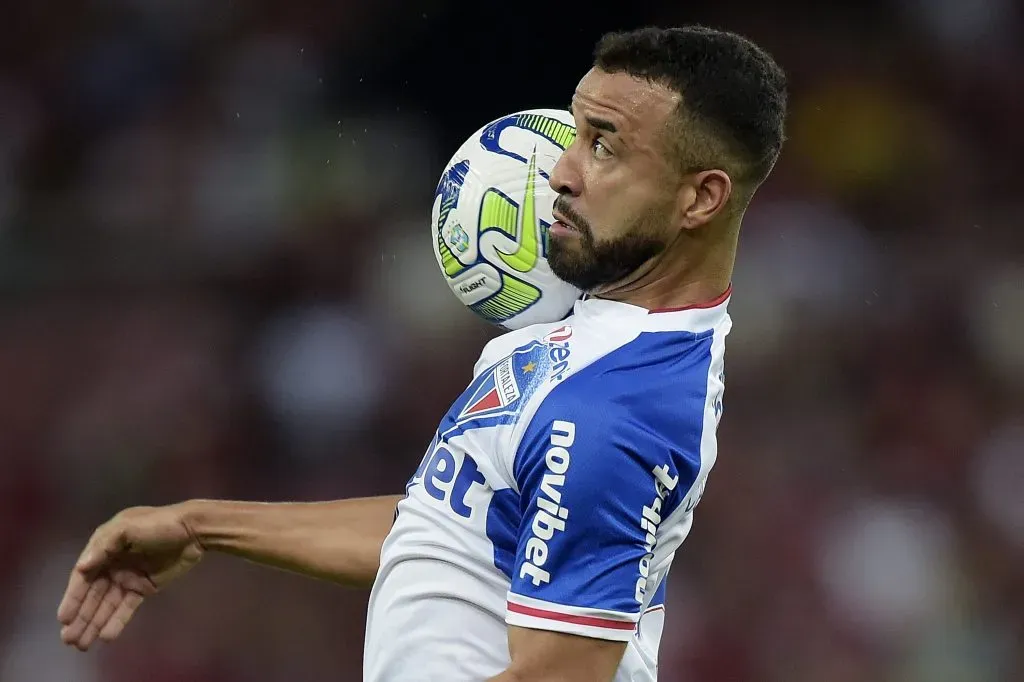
left=431, top=108, right=582, bottom=330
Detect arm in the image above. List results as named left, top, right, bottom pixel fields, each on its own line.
left=58, top=494, right=403, bottom=650
left=183, top=495, right=402, bottom=587
left=487, top=627, right=626, bottom=682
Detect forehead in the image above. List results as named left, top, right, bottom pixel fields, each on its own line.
left=572, top=68, right=680, bottom=136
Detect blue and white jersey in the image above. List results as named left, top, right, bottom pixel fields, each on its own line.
left=364, top=292, right=731, bottom=681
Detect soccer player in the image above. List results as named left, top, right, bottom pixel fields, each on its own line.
left=57, top=26, right=787, bottom=682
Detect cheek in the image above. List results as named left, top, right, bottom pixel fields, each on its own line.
left=582, top=171, right=658, bottom=238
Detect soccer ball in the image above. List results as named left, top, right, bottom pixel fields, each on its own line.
left=431, top=109, right=582, bottom=330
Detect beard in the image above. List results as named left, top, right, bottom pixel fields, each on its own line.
left=547, top=197, right=670, bottom=292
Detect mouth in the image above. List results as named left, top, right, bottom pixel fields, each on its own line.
left=551, top=209, right=579, bottom=233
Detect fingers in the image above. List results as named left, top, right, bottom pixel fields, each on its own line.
left=98, top=590, right=144, bottom=643
left=76, top=582, right=123, bottom=650
left=57, top=515, right=150, bottom=650
left=60, top=576, right=111, bottom=649
left=58, top=521, right=127, bottom=629
left=57, top=569, right=90, bottom=626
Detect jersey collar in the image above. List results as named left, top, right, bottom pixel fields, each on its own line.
left=572, top=286, right=732, bottom=334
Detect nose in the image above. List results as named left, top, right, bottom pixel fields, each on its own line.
left=548, top=142, right=582, bottom=197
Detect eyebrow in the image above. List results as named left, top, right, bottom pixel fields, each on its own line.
left=568, top=103, right=618, bottom=134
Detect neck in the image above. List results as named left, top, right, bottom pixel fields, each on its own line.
left=592, top=226, right=737, bottom=310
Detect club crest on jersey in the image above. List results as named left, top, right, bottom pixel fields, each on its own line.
left=444, top=328, right=575, bottom=435
left=457, top=342, right=548, bottom=422
left=459, top=355, right=522, bottom=419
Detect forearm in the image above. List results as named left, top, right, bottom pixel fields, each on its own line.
left=179, top=495, right=402, bottom=587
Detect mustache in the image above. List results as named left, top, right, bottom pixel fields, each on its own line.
left=552, top=196, right=591, bottom=235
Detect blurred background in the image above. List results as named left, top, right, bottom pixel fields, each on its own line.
left=1, top=1, right=1022, bottom=680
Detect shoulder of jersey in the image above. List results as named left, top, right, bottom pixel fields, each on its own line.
left=475, top=296, right=730, bottom=380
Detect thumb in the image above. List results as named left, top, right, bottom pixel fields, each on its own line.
left=75, top=528, right=126, bottom=573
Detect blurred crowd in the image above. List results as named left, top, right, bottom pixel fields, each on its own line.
left=1, top=1, right=1021, bottom=681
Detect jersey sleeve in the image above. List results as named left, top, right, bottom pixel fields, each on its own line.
left=505, top=392, right=703, bottom=641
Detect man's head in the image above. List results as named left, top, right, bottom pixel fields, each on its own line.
left=547, top=26, right=788, bottom=293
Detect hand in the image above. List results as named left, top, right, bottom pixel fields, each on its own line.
left=57, top=504, right=204, bottom=651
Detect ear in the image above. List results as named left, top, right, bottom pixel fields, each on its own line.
left=678, top=169, right=732, bottom=230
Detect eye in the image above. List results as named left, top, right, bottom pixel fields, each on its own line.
left=592, top=137, right=613, bottom=160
